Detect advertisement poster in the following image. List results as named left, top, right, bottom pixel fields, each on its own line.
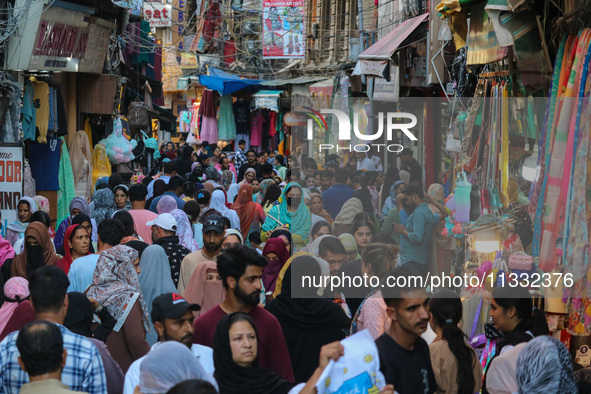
left=0, top=145, right=23, bottom=238
left=262, top=0, right=305, bottom=59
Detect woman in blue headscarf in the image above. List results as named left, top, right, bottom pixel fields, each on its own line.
left=381, top=180, right=406, bottom=220
left=261, top=183, right=311, bottom=250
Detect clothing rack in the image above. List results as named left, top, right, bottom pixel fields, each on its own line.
left=479, top=70, right=552, bottom=78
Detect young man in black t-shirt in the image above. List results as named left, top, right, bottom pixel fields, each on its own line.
left=376, top=266, right=437, bottom=394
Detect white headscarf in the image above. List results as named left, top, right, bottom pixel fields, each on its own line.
left=210, top=190, right=241, bottom=230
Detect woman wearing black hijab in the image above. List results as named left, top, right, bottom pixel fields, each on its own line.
left=64, top=292, right=116, bottom=342
left=213, top=312, right=356, bottom=394
left=266, top=255, right=351, bottom=382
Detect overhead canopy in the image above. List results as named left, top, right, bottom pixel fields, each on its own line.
left=353, top=13, right=429, bottom=80
left=199, top=67, right=264, bottom=96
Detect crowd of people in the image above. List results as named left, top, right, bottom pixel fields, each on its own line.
left=0, top=138, right=586, bottom=393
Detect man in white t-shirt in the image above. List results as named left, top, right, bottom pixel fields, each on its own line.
left=123, top=293, right=216, bottom=394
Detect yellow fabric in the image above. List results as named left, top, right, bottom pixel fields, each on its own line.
left=69, top=130, right=93, bottom=199
left=32, top=78, right=50, bottom=143
left=500, top=85, right=510, bottom=207
left=84, top=117, right=93, bottom=146
left=91, top=144, right=111, bottom=190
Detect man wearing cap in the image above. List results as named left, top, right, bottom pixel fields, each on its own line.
left=122, top=293, right=216, bottom=394
left=177, top=215, right=224, bottom=294
left=148, top=213, right=191, bottom=287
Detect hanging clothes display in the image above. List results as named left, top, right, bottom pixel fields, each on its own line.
left=22, top=79, right=36, bottom=142
left=250, top=111, right=264, bottom=147
left=198, top=89, right=217, bottom=117
left=57, top=137, right=75, bottom=226
left=200, top=116, right=218, bottom=143
left=69, top=130, right=94, bottom=199
left=233, top=98, right=250, bottom=134
left=218, top=96, right=236, bottom=141
left=98, top=116, right=137, bottom=164
left=0, top=81, right=21, bottom=143
left=92, top=144, right=112, bottom=189
left=29, top=137, right=61, bottom=191
left=31, top=78, right=50, bottom=143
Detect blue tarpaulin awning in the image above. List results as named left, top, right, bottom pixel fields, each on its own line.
left=199, top=67, right=264, bottom=96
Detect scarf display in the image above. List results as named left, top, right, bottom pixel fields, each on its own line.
left=69, top=130, right=93, bottom=199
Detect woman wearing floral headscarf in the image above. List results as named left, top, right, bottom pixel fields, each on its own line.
left=515, top=336, right=577, bottom=394
left=91, top=189, right=115, bottom=224
left=219, top=170, right=234, bottom=192
left=255, top=179, right=274, bottom=204
left=87, top=244, right=150, bottom=372
left=170, top=209, right=199, bottom=252
left=261, top=183, right=311, bottom=249
left=32, top=195, right=55, bottom=239
left=5, top=197, right=37, bottom=247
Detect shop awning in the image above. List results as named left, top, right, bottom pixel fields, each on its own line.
left=251, top=90, right=283, bottom=112
left=199, top=67, right=264, bottom=96
left=353, top=13, right=429, bottom=80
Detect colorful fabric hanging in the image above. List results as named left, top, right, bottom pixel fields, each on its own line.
left=539, top=30, right=590, bottom=272
left=58, top=137, right=76, bottom=226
